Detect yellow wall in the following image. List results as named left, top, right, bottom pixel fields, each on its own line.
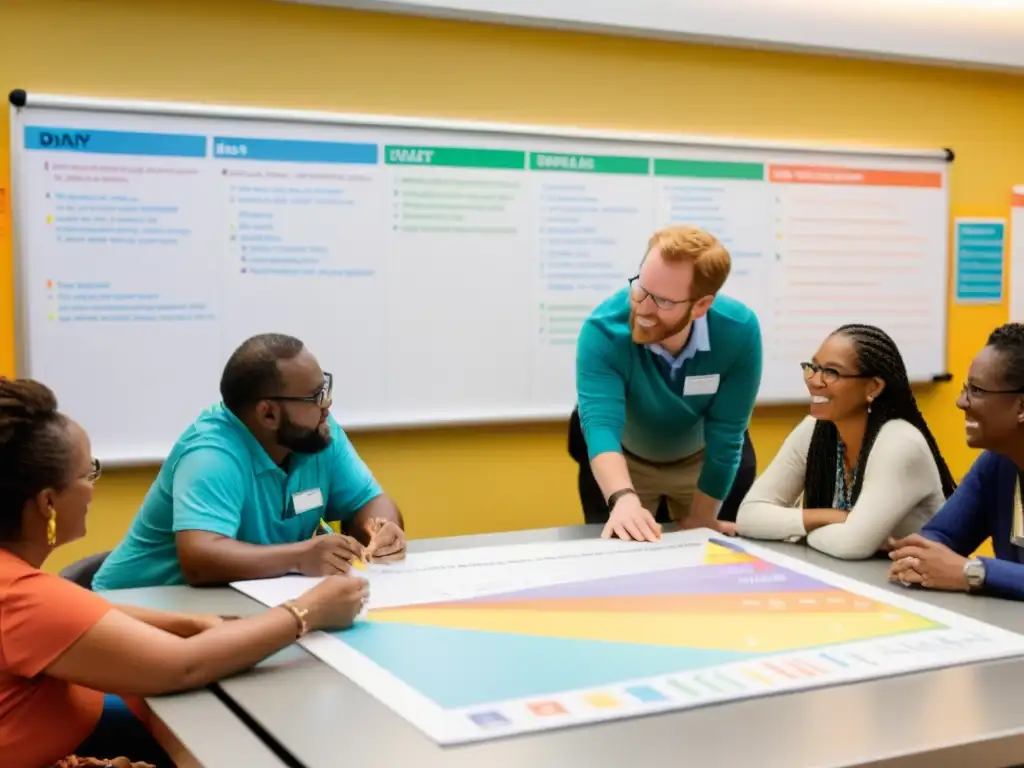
left=1, top=0, right=1018, bottom=572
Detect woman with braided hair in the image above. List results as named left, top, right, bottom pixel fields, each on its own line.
left=0, top=378, right=371, bottom=767
left=736, top=324, right=956, bottom=559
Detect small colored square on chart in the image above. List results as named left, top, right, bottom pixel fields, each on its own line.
left=468, top=710, right=510, bottom=728
left=665, top=678, right=700, bottom=696
left=527, top=700, right=567, bottom=717
left=625, top=685, right=667, bottom=703
left=584, top=693, right=621, bottom=709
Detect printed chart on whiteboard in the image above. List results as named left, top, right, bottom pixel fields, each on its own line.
left=232, top=531, right=1024, bottom=745
left=9, top=95, right=951, bottom=463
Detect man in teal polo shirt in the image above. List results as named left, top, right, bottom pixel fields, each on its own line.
left=574, top=224, right=762, bottom=542
left=93, top=333, right=404, bottom=590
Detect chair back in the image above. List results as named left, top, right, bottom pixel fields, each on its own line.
left=58, top=551, right=111, bottom=590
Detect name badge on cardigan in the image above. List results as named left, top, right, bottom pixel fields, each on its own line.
left=683, top=374, right=720, bottom=396
left=292, top=488, right=324, bottom=515
left=1011, top=475, right=1024, bottom=548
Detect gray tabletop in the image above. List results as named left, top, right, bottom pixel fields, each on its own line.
left=114, top=527, right=1024, bottom=767
left=102, top=588, right=289, bottom=768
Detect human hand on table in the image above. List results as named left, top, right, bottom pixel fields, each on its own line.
left=677, top=489, right=737, bottom=536
left=602, top=495, right=661, bottom=542
left=677, top=516, right=737, bottom=536
left=297, top=533, right=366, bottom=575
left=363, top=517, right=406, bottom=563
left=887, top=534, right=969, bottom=591
left=293, top=573, right=370, bottom=630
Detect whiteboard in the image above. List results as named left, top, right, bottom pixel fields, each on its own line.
left=8, top=92, right=952, bottom=465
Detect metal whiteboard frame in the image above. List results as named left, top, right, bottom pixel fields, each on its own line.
left=9, top=90, right=953, bottom=160
left=7, top=90, right=953, bottom=464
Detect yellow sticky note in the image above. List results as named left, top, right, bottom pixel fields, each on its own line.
left=584, top=693, right=620, bottom=709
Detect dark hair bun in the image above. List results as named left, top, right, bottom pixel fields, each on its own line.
left=0, top=378, right=60, bottom=443
left=0, top=377, right=59, bottom=418
left=0, top=377, right=73, bottom=541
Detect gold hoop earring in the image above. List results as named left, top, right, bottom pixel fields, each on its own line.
left=46, top=507, right=57, bottom=546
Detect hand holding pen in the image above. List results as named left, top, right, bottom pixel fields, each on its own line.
left=296, top=519, right=367, bottom=575
left=363, top=517, right=407, bottom=563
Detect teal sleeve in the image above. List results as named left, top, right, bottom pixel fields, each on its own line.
left=698, top=316, right=763, bottom=499
left=171, top=447, right=247, bottom=537
left=325, top=419, right=383, bottom=522
left=576, top=318, right=627, bottom=459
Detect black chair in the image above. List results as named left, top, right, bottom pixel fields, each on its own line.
left=58, top=551, right=111, bottom=590
left=568, top=406, right=756, bottom=524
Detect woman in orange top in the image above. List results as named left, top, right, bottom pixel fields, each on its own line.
left=0, top=378, right=370, bottom=767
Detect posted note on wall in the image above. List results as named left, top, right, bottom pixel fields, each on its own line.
left=1012, top=188, right=1024, bottom=321
left=954, top=217, right=1005, bottom=305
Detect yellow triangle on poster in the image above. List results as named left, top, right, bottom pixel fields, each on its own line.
left=703, top=541, right=756, bottom=565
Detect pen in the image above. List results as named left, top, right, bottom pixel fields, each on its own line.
left=317, top=517, right=369, bottom=569
left=321, top=517, right=372, bottom=569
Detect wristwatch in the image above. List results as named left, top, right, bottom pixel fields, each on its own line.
left=606, top=488, right=637, bottom=511
left=963, top=558, right=986, bottom=592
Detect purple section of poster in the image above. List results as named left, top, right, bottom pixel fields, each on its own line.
left=708, top=537, right=748, bottom=553
left=460, top=562, right=835, bottom=603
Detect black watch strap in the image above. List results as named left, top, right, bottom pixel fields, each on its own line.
left=607, top=488, right=637, bottom=511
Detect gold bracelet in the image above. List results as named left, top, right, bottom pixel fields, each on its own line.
left=281, top=600, right=309, bottom=638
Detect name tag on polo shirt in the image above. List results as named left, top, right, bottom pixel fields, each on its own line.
left=291, top=488, right=324, bottom=515
left=683, top=374, right=720, bottom=396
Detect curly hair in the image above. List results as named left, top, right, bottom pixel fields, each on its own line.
left=985, top=323, right=1024, bottom=390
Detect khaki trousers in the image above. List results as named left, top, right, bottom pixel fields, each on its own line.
left=624, top=448, right=705, bottom=523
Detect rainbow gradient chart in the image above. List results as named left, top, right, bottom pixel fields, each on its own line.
left=232, top=530, right=1024, bottom=745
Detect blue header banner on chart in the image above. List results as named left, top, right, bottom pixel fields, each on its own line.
left=954, top=218, right=1005, bottom=304
left=212, top=136, right=379, bottom=164
left=23, top=126, right=207, bottom=158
